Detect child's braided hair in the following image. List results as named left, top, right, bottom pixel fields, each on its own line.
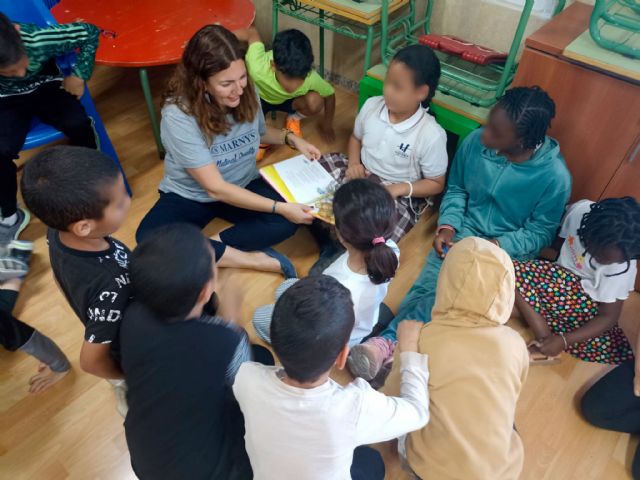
left=577, top=196, right=640, bottom=276
left=497, top=86, right=556, bottom=150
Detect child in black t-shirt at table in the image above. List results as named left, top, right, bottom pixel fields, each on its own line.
left=21, top=145, right=132, bottom=415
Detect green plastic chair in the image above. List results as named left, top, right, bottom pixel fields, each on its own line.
left=590, top=0, right=640, bottom=59
left=380, top=0, right=566, bottom=108
left=272, top=0, right=420, bottom=76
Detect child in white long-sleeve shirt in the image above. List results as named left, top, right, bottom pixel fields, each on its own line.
left=233, top=275, right=430, bottom=480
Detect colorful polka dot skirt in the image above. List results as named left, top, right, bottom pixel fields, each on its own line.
left=514, top=260, right=633, bottom=365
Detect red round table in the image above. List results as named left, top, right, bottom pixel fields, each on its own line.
left=53, top=0, right=256, bottom=156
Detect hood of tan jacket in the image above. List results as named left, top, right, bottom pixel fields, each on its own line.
left=431, top=236, right=515, bottom=328
left=383, top=237, right=529, bottom=480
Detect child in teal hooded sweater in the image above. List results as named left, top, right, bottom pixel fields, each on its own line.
left=349, top=86, right=572, bottom=381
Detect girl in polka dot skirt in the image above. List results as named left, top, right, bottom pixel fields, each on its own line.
left=514, top=197, right=639, bottom=365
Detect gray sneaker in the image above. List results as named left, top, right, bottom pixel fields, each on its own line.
left=0, top=208, right=30, bottom=243
left=8, top=239, right=34, bottom=265
left=0, top=257, right=28, bottom=282
left=0, top=240, right=33, bottom=282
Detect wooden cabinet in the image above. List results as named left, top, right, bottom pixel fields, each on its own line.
left=514, top=2, right=640, bottom=290
left=603, top=134, right=640, bottom=291
left=513, top=2, right=640, bottom=202
left=602, top=135, right=640, bottom=198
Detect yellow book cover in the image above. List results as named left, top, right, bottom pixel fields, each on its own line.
left=260, top=155, right=337, bottom=224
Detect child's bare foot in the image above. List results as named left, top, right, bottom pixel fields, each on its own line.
left=28, top=363, right=69, bottom=393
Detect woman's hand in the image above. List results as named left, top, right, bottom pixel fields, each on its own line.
left=277, top=202, right=314, bottom=224
left=290, top=135, right=321, bottom=160
left=433, top=229, right=455, bottom=258
left=345, top=162, right=368, bottom=181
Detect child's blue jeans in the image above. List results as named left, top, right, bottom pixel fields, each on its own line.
left=381, top=248, right=444, bottom=341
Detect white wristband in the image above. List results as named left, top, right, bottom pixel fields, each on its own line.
left=559, top=332, right=569, bottom=350
left=403, top=181, right=413, bottom=199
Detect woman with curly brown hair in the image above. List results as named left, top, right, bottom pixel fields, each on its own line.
left=137, top=25, right=322, bottom=277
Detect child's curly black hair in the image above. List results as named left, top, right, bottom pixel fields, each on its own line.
left=578, top=197, right=640, bottom=276
left=272, top=29, right=314, bottom=79
left=21, top=146, right=121, bottom=231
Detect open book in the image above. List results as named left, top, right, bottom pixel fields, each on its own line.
left=260, top=155, right=338, bottom=224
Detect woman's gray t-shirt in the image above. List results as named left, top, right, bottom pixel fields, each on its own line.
left=159, top=102, right=266, bottom=203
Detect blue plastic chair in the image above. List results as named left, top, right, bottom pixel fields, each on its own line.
left=0, top=0, right=130, bottom=194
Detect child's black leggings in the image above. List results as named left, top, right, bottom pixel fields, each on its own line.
left=350, top=446, right=385, bottom=480
left=581, top=359, right=640, bottom=479
left=0, top=289, right=70, bottom=372
left=0, top=80, right=97, bottom=218
left=0, top=289, right=32, bottom=351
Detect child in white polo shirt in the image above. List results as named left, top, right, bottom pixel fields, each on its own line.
left=318, top=44, right=448, bottom=244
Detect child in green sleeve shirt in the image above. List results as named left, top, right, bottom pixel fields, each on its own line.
left=0, top=13, right=100, bottom=242
left=235, top=27, right=336, bottom=160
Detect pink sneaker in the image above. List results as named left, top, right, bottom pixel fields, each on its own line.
left=348, top=337, right=396, bottom=380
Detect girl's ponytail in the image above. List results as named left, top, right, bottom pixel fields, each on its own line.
left=365, top=237, right=400, bottom=285
left=333, top=180, right=399, bottom=285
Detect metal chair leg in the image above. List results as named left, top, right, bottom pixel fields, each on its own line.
left=319, top=9, right=325, bottom=77
left=139, top=68, right=165, bottom=158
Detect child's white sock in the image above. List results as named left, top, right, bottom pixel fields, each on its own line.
left=107, top=379, right=129, bottom=417
left=287, top=111, right=306, bottom=121
left=0, top=213, right=18, bottom=227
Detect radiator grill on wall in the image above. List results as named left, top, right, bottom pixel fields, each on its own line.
left=488, top=0, right=559, bottom=18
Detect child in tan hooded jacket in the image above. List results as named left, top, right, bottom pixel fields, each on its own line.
left=382, top=237, right=529, bottom=480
